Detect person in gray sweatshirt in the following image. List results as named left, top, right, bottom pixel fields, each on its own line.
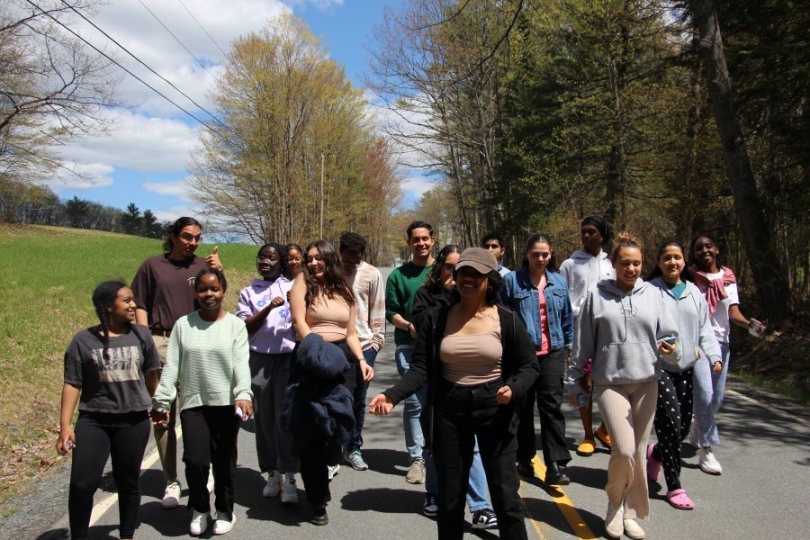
left=568, top=233, right=679, bottom=540
left=644, top=241, right=722, bottom=512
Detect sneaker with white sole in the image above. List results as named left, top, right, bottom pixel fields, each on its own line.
left=263, top=471, right=280, bottom=497
left=406, top=457, right=426, bottom=484
left=281, top=474, right=298, bottom=504
left=471, top=508, right=498, bottom=529
left=698, top=447, right=722, bottom=475
left=213, top=513, right=235, bottom=535
left=605, top=503, right=624, bottom=539
left=623, top=518, right=646, bottom=539
left=189, top=510, right=209, bottom=536
left=162, top=480, right=181, bottom=509
left=344, top=450, right=369, bottom=471
left=327, top=463, right=340, bottom=481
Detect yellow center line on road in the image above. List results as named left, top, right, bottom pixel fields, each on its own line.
left=521, top=456, right=597, bottom=540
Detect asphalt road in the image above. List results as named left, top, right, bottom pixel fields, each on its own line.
left=29, top=322, right=810, bottom=540
left=18, top=265, right=810, bottom=539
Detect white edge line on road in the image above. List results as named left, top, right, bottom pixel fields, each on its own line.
left=726, top=389, right=810, bottom=427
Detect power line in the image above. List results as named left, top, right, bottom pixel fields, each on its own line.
left=58, top=0, right=227, bottom=131
left=177, top=0, right=228, bottom=58
left=22, top=0, right=235, bottom=142
left=136, top=0, right=218, bottom=81
left=2, top=140, right=86, bottom=180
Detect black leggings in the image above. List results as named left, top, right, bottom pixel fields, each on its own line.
left=69, top=411, right=150, bottom=540
left=651, top=368, right=694, bottom=491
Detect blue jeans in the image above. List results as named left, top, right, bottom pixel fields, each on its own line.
left=349, top=348, right=378, bottom=452
left=395, top=345, right=426, bottom=462
left=426, top=437, right=492, bottom=512
left=692, top=342, right=729, bottom=447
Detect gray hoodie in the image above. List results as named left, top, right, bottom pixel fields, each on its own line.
left=648, top=277, right=722, bottom=372
left=569, top=278, right=680, bottom=386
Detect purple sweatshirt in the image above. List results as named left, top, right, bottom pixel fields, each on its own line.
left=236, top=277, right=296, bottom=354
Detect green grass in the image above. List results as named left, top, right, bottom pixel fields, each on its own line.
left=0, top=224, right=261, bottom=503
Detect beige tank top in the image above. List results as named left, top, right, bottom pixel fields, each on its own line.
left=440, top=320, right=503, bottom=386
left=306, top=293, right=350, bottom=340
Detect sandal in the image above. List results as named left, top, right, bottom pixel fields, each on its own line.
left=577, top=439, right=596, bottom=456
left=646, top=444, right=662, bottom=481
left=666, top=489, right=695, bottom=510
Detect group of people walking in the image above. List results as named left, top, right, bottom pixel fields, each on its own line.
left=56, top=215, right=764, bottom=540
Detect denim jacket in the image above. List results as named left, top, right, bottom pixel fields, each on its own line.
left=499, top=268, right=573, bottom=352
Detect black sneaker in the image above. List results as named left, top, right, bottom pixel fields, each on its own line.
left=472, top=509, right=498, bottom=530
left=423, top=493, right=438, bottom=517
left=311, top=505, right=329, bottom=526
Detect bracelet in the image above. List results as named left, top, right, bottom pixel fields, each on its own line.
left=406, top=322, right=413, bottom=332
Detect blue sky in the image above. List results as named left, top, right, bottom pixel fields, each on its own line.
left=42, top=0, right=427, bottom=223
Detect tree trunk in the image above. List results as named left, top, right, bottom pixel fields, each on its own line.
left=688, top=0, right=791, bottom=319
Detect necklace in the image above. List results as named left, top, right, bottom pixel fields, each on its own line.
left=472, top=308, right=498, bottom=323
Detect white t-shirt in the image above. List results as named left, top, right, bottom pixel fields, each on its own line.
left=702, top=269, right=739, bottom=343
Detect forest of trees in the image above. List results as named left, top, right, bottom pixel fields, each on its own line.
left=369, top=0, right=808, bottom=320
left=2, top=1, right=806, bottom=317
left=0, top=177, right=166, bottom=239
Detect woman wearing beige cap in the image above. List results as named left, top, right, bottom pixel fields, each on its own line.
left=369, top=247, right=539, bottom=540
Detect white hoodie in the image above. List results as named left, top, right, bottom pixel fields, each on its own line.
left=569, top=278, right=680, bottom=386
left=560, top=249, right=615, bottom=318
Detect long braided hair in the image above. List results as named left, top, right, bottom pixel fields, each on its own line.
left=92, top=280, right=128, bottom=361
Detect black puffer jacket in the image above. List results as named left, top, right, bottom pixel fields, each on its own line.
left=383, top=303, right=539, bottom=451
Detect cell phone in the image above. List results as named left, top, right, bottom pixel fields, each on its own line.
left=659, top=335, right=676, bottom=346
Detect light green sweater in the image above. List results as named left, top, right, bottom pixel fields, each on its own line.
left=153, top=312, right=252, bottom=411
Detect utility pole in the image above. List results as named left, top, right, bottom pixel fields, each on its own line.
left=319, top=152, right=324, bottom=238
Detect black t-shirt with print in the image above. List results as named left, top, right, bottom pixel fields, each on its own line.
left=63, top=324, right=160, bottom=413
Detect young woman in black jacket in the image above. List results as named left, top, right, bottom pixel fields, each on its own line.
left=370, top=248, right=538, bottom=540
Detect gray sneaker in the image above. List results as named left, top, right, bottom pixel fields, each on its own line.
left=405, top=457, right=426, bottom=484
left=344, top=450, right=369, bottom=471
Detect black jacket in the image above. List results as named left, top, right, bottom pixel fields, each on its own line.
left=383, top=303, right=539, bottom=451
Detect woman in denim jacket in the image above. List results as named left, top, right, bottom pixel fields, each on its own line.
left=500, top=234, right=574, bottom=486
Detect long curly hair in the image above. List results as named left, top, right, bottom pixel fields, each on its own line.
left=423, top=244, right=461, bottom=293
left=303, top=240, right=355, bottom=307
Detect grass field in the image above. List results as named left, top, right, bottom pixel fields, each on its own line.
left=0, top=224, right=262, bottom=503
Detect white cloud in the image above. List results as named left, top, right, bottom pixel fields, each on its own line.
left=143, top=178, right=193, bottom=200
left=38, top=162, right=115, bottom=190
left=52, top=110, right=199, bottom=173
left=401, top=174, right=435, bottom=201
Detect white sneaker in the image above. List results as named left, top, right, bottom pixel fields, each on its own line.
left=207, top=470, right=215, bottom=494
left=698, top=447, right=723, bottom=475
left=162, top=480, right=181, bottom=509
left=327, top=463, right=340, bottom=481
left=262, top=471, right=280, bottom=498
left=623, top=518, right=646, bottom=539
left=605, top=503, right=624, bottom=539
left=189, top=510, right=209, bottom=536
left=281, top=474, right=298, bottom=504
left=213, top=513, right=235, bottom=535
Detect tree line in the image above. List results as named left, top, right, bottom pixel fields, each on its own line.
left=0, top=177, right=167, bottom=239
left=367, top=0, right=808, bottom=321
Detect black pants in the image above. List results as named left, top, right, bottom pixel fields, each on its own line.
left=516, top=350, right=571, bottom=465
left=297, top=339, right=356, bottom=507
left=433, top=379, right=527, bottom=540
left=180, top=406, right=240, bottom=519
left=652, top=368, right=694, bottom=491
left=69, top=411, right=150, bottom=540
